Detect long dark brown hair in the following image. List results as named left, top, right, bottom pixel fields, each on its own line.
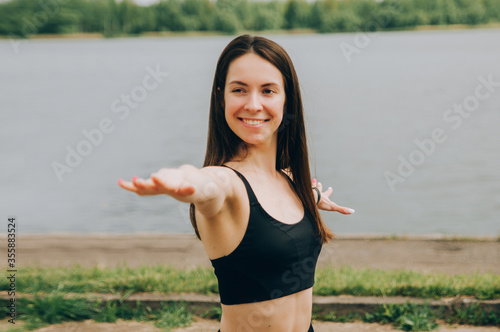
left=189, top=34, right=334, bottom=244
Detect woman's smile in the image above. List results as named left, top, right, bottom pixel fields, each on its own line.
left=238, top=117, right=270, bottom=127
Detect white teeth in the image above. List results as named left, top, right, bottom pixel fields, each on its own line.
left=242, top=119, right=265, bottom=125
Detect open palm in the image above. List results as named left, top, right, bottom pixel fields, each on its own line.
left=313, top=179, right=354, bottom=215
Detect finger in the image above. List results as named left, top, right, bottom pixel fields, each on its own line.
left=341, top=206, right=355, bottom=214
left=132, top=177, right=162, bottom=195
left=175, top=184, right=196, bottom=196
left=151, top=174, right=164, bottom=186
left=117, top=179, right=137, bottom=192
left=320, top=198, right=353, bottom=213
left=151, top=175, right=195, bottom=196
left=132, top=176, right=155, bottom=188
left=332, top=204, right=355, bottom=215
left=323, top=186, right=333, bottom=198
left=317, top=182, right=323, bottom=191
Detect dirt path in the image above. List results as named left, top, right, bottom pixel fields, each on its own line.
left=2, top=317, right=499, bottom=332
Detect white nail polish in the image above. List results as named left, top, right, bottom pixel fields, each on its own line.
left=347, top=208, right=355, bottom=214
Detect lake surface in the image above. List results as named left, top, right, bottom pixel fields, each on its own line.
left=1, top=29, right=499, bottom=235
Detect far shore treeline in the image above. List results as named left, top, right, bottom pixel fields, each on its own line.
left=1, top=0, right=500, bottom=38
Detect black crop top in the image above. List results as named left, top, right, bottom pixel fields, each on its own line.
left=209, top=165, right=323, bottom=305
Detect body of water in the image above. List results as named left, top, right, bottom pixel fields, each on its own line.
left=1, top=29, right=499, bottom=235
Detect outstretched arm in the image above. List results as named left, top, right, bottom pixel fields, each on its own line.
left=118, top=164, right=233, bottom=218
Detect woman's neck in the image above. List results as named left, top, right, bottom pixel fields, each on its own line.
left=231, top=139, right=280, bottom=179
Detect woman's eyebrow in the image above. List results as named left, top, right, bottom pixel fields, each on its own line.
left=227, top=80, right=280, bottom=87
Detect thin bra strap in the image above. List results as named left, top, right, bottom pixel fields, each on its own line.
left=220, top=165, right=258, bottom=204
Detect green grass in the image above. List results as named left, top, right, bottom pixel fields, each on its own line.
left=446, top=303, right=500, bottom=326
left=363, top=303, right=439, bottom=331
left=2, top=265, right=498, bottom=300
left=4, top=265, right=218, bottom=295
left=312, top=302, right=500, bottom=331
left=361, top=301, right=500, bottom=331
left=1, top=293, right=194, bottom=331
left=315, top=266, right=500, bottom=300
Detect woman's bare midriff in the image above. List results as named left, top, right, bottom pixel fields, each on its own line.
left=219, top=287, right=313, bottom=331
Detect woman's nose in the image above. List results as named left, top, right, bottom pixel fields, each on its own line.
left=244, top=92, right=263, bottom=112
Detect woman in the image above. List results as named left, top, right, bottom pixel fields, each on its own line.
left=118, top=34, right=354, bottom=332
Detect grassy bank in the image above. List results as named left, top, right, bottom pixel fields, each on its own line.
left=1, top=265, right=498, bottom=331
left=2, top=265, right=499, bottom=300
left=1, top=293, right=499, bottom=332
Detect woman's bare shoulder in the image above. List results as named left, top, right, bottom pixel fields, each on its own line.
left=198, top=165, right=243, bottom=205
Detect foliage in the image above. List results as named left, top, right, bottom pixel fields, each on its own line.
left=1, top=0, right=500, bottom=37
left=9, top=292, right=193, bottom=331
left=363, top=302, right=439, bottom=331
left=446, top=303, right=500, bottom=326
left=6, top=294, right=499, bottom=331
left=201, top=306, right=223, bottom=320
left=153, top=301, right=193, bottom=329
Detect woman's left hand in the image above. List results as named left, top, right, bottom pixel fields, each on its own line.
left=313, top=179, right=355, bottom=215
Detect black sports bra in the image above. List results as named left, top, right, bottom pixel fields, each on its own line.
left=209, top=165, right=322, bottom=305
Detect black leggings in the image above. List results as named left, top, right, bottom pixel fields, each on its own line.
left=218, top=322, right=314, bottom=332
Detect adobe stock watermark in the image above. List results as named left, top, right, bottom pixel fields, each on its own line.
left=385, top=74, right=499, bottom=192
left=9, top=0, right=68, bottom=54
left=339, top=3, right=403, bottom=64
left=51, top=65, right=169, bottom=182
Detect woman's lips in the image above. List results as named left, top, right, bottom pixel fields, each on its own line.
left=238, top=118, right=269, bottom=128
left=238, top=118, right=269, bottom=127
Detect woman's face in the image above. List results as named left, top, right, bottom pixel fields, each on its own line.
left=224, top=53, right=286, bottom=147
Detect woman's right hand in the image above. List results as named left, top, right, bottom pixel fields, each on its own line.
left=118, top=167, right=196, bottom=202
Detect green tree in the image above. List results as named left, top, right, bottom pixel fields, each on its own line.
left=213, top=0, right=254, bottom=33
left=182, top=0, right=213, bottom=31
left=456, top=0, right=487, bottom=24
left=0, top=0, right=38, bottom=36
left=104, top=0, right=119, bottom=36
left=284, top=0, right=311, bottom=29
left=118, top=0, right=134, bottom=34
left=441, top=0, right=460, bottom=24
left=483, top=0, right=500, bottom=21
left=321, top=10, right=362, bottom=32
left=311, top=0, right=338, bottom=31
left=250, top=2, right=282, bottom=31
left=154, top=0, right=188, bottom=32
left=80, top=0, right=110, bottom=33
left=377, top=0, right=421, bottom=29
left=412, top=0, right=444, bottom=25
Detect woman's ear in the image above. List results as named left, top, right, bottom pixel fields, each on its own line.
left=217, top=86, right=225, bottom=108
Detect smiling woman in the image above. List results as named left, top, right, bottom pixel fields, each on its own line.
left=224, top=52, right=285, bottom=146
left=118, top=34, right=354, bottom=331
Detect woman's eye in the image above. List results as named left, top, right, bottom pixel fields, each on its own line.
left=263, top=89, right=274, bottom=94
left=232, top=88, right=243, bottom=93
